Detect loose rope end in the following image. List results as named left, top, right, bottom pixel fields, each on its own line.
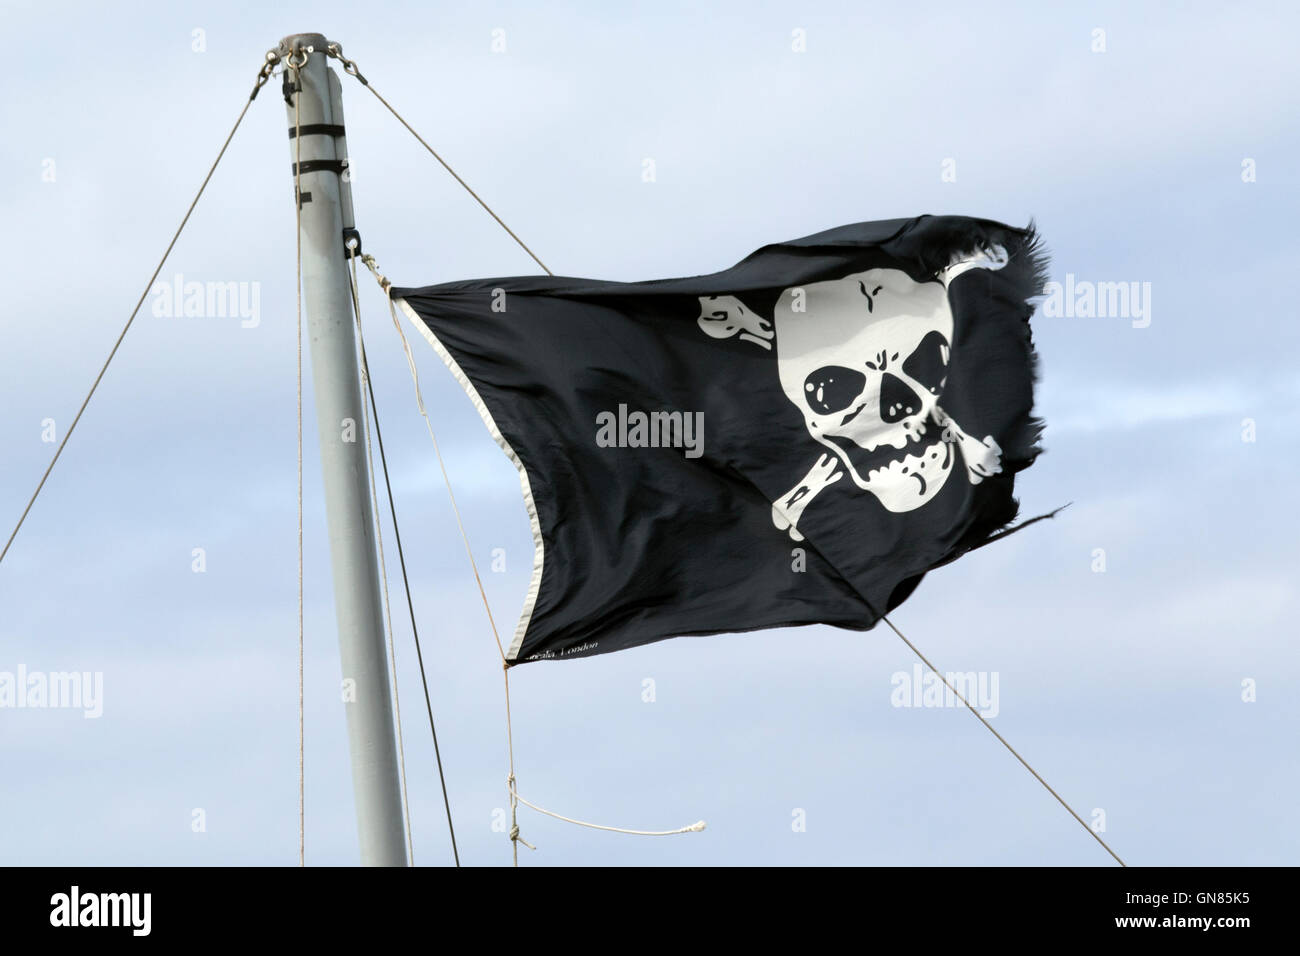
left=509, top=777, right=709, bottom=839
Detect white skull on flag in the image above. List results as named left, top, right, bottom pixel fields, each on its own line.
left=696, top=248, right=1008, bottom=541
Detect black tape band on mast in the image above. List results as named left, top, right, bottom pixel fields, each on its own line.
left=288, top=124, right=347, bottom=139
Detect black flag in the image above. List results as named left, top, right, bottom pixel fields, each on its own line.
left=393, top=215, right=1046, bottom=663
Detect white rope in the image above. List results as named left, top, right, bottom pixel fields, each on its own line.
left=360, top=255, right=708, bottom=860
left=509, top=778, right=706, bottom=836
left=291, top=63, right=306, bottom=869
left=348, top=258, right=417, bottom=866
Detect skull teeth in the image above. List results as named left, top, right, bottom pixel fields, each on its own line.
left=863, top=436, right=953, bottom=485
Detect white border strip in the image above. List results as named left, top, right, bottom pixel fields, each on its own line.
left=396, top=297, right=542, bottom=661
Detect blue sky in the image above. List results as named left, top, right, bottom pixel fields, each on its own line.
left=1, top=0, right=1296, bottom=865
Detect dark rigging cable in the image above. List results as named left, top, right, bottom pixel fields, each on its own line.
left=0, top=60, right=276, bottom=566
left=879, top=613, right=1126, bottom=866
left=323, top=43, right=553, bottom=277
left=348, top=259, right=462, bottom=866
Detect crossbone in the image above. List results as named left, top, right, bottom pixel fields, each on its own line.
left=696, top=295, right=774, bottom=349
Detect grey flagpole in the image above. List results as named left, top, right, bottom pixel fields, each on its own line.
left=280, top=33, right=408, bottom=866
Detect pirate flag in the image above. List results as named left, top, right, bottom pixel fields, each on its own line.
left=393, top=215, right=1046, bottom=663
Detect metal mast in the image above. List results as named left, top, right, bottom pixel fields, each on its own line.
left=280, top=32, right=407, bottom=866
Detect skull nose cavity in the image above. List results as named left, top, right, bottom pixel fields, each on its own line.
left=803, top=365, right=866, bottom=415
left=880, top=372, right=921, bottom=423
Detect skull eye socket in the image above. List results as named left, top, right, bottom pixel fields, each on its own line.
left=880, top=373, right=920, bottom=423
left=803, top=365, right=866, bottom=415
left=901, top=330, right=950, bottom=396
